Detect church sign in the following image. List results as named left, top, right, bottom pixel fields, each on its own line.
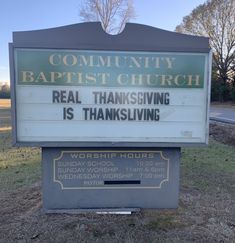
left=13, top=48, right=209, bottom=146
left=10, top=22, right=211, bottom=211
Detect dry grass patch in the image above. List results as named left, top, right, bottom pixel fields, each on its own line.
left=0, top=99, right=11, bottom=108
left=0, top=126, right=11, bottom=132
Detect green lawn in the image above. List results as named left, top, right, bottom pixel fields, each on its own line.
left=0, top=99, right=235, bottom=198
left=0, top=131, right=41, bottom=192
left=181, top=140, right=235, bottom=197
left=1, top=100, right=235, bottom=242
left=0, top=99, right=40, bottom=191
left=1, top=128, right=235, bottom=198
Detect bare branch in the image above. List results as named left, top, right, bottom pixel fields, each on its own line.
left=79, top=0, right=135, bottom=34
left=175, top=0, right=235, bottom=84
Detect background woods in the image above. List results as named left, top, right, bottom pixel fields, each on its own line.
left=175, top=0, right=235, bottom=102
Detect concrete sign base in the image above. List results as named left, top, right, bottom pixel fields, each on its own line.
left=42, top=148, right=180, bottom=211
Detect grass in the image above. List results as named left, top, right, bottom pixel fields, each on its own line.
left=0, top=99, right=41, bottom=192
left=0, top=131, right=41, bottom=192
left=0, top=99, right=11, bottom=128
left=181, top=140, right=235, bottom=196
left=1, top=99, right=235, bottom=243
left=0, top=99, right=11, bottom=108
left=146, top=214, right=184, bottom=231
left=0, top=99, right=235, bottom=200
left=1, top=99, right=235, bottom=242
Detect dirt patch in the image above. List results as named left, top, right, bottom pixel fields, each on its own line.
left=0, top=182, right=234, bottom=242
left=210, top=122, right=235, bottom=147
left=0, top=122, right=235, bottom=242
left=211, top=101, right=235, bottom=109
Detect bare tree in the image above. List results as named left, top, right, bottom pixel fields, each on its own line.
left=175, top=0, right=235, bottom=88
left=79, top=0, right=135, bottom=34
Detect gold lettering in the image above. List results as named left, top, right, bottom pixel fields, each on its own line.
left=97, top=73, right=110, bottom=85
left=187, top=75, right=200, bottom=86
left=165, top=57, right=175, bottom=69
left=36, top=72, right=48, bottom=83
left=174, top=75, right=186, bottom=86
left=49, top=54, right=61, bottom=66
left=129, top=57, right=141, bottom=68
left=85, top=73, right=96, bottom=84
left=143, top=57, right=150, bottom=68
left=146, top=74, right=158, bottom=86
left=21, top=71, right=34, bottom=82
left=153, top=57, right=160, bottom=68
left=114, top=56, right=122, bottom=68
left=76, top=73, right=84, bottom=84
left=63, top=72, right=76, bottom=83
left=131, top=74, right=144, bottom=85
left=97, top=56, right=111, bottom=67
left=160, top=75, right=173, bottom=86
left=78, top=55, right=94, bottom=67
left=63, top=72, right=76, bottom=84
left=117, top=74, right=128, bottom=85
left=50, top=72, right=62, bottom=82
left=63, top=54, right=77, bottom=66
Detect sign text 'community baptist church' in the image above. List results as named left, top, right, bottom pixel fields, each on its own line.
left=13, top=48, right=210, bottom=144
